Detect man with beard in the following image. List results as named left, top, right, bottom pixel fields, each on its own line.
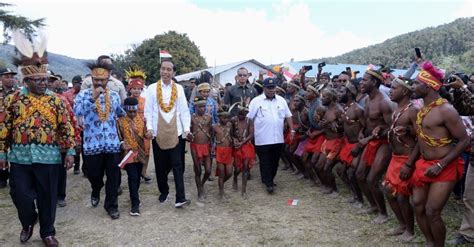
left=356, top=68, right=394, bottom=224
left=315, top=88, right=344, bottom=195
left=410, top=62, right=469, bottom=247
left=74, top=61, right=125, bottom=219
left=383, top=77, right=419, bottom=242
left=337, top=82, right=365, bottom=207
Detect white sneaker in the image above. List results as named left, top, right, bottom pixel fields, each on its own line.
left=175, top=199, right=191, bottom=208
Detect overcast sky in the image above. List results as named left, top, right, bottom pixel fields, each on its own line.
left=4, top=0, right=473, bottom=66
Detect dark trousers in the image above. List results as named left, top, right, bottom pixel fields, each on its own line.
left=124, top=162, right=143, bottom=207
left=0, top=168, right=9, bottom=184
left=57, top=153, right=67, bottom=200
left=152, top=137, right=187, bottom=203
left=74, top=131, right=84, bottom=172
left=84, top=153, right=120, bottom=212
left=9, top=163, right=58, bottom=238
left=256, top=143, right=284, bottom=187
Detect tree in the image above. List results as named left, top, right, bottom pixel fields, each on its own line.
left=0, top=3, right=45, bottom=42
left=112, top=31, right=207, bottom=84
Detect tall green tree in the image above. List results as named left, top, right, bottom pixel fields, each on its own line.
left=112, top=31, right=207, bottom=84
left=0, top=2, right=45, bottom=42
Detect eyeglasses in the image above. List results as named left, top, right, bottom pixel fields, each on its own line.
left=238, top=74, right=248, bottom=77
left=25, top=78, right=48, bottom=84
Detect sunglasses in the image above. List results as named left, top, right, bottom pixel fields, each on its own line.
left=25, top=78, right=48, bottom=84
left=340, top=79, right=348, bottom=83
left=238, top=74, right=248, bottom=77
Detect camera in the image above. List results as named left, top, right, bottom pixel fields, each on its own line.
left=447, top=72, right=468, bottom=84
left=303, top=65, right=313, bottom=71
left=318, top=62, right=326, bottom=68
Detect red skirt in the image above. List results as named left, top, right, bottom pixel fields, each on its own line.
left=362, top=139, right=389, bottom=166
left=383, top=154, right=411, bottom=196
left=304, top=134, right=326, bottom=153
left=339, top=138, right=358, bottom=166
left=285, top=131, right=301, bottom=145
left=411, top=157, right=464, bottom=187
left=190, top=143, right=210, bottom=159
left=234, top=142, right=256, bottom=171
left=216, top=146, right=233, bottom=166
left=321, top=138, right=344, bottom=160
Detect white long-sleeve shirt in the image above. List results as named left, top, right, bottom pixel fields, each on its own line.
left=144, top=81, right=191, bottom=137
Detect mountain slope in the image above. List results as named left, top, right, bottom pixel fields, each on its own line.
left=305, top=17, right=474, bottom=72
left=0, top=44, right=90, bottom=82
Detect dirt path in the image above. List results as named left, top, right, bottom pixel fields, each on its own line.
left=0, top=150, right=464, bottom=246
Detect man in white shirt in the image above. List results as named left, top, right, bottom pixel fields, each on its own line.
left=247, top=78, right=294, bottom=194
left=144, top=60, right=192, bottom=208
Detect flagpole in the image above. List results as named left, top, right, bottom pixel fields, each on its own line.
left=159, top=48, right=162, bottom=64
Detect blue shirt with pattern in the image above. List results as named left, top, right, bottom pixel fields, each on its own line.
left=74, top=89, right=125, bottom=155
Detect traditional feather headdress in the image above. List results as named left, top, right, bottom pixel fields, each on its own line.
left=11, top=29, right=48, bottom=79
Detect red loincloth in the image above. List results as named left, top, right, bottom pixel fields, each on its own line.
left=321, top=138, right=344, bottom=160
left=216, top=146, right=233, bottom=166
left=362, top=139, right=389, bottom=166
left=190, top=143, right=210, bottom=159
left=233, top=142, right=256, bottom=171
left=411, top=157, right=464, bottom=187
left=383, top=154, right=411, bottom=196
left=304, top=134, right=326, bottom=153
left=339, top=138, right=358, bottom=166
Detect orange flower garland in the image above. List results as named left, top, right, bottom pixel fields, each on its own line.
left=121, top=116, right=145, bottom=151
left=156, top=80, right=177, bottom=113
left=96, top=89, right=111, bottom=122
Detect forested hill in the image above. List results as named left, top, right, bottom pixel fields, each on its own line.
left=305, top=17, right=474, bottom=72
left=0, top=44, right=90, bottom=82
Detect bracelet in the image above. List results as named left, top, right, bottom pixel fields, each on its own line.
left=290, top=130, right=296, bottom=133
left=436, top=162, right=443, bottom=169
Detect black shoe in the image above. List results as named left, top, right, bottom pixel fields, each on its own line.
left=130, top=206, right=140, bottom=216
left=175, top=199, right=191, bottom=208
left=108, top=210, right=120, bottom=220
left=266, top=186, right=274, bottom=194
left=73, top=169, right=80, bottom=175
left=57, top=199, right=67, bottom=207
left=159, top=193, right=168, bottom=203
left=91, top=195, right=100, bottom=207
left=448, top=234, right=472, bottom=245
left=20, top=217, right=38, bottom=243
left=0, top=180, right=7, bottom=188
left=141, top=175, right=152, bottom=183
left=117, top=187, right=123, bottom=196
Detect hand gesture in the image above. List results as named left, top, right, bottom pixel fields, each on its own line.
left=64, top=155, right=74, bottom=170
left=0, top=160, right=8, bottom=170
left=93, top=87, right=104, bottom=100
left=145, top=130, right=154, bottom=139
left=424, top=164, right=442, bottom=178
left=399, top=164, right=415, bottom=180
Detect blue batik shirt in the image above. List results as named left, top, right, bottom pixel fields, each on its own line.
left=74, top=89, right=125, bottom=155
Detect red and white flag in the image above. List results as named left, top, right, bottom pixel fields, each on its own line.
left=159, top=50, right=172, bottom=58
left=118, top=150, right=137, bottom=169
left=287, top=199, right=299, bottom=206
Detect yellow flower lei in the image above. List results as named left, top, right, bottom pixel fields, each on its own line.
left=96, top=89, right=111, bottom=122
left=14, top=94, right=58, bottom=129
left=156, top=80, right=177, bottom=113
